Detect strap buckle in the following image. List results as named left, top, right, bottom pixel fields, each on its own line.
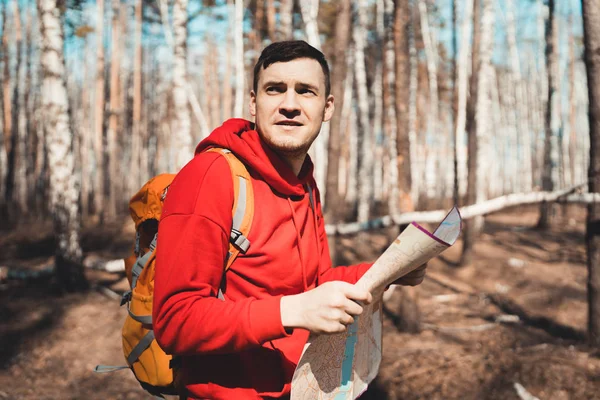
left=230, top=228, right=250, bottom=253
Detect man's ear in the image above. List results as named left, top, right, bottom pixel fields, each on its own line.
left=249, top=90, right=257, bottom=117
left=323, top=94, right=335, bottom=122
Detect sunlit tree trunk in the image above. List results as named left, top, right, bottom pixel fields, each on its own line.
left=507, top=0, right=532, bottom=193
left=234, top=0, right=244, bottom=118
left=418, top=0, right=439, bottom=201
left=384, top=0, right=398, bottom=214
left=372, top=0, right=385, bottom=203
left=38, top=0, right=87, bottom=291
left=340, top=50, right=355, bottom=202
left=462, top=0, right=493, bottom=266
left=279, top=0, right=293, bottom=41
left=454, top=0, right=473, bottom=204
left=538, top=0, right=560, bottom=228
left=394, top=0, right=412, bottom=212
left=172, top=0, right=192, bottom=170
left=105, top=0, right=121, bottom=218
left=130, top=0, right=142, bottom=194
left=93, top=0, right=105, bottom=219
left=583, top=0, right=600, bottom=347
left=266, top=0, right=275, bottom=42
left=223, top=22, right=233, bottom=121
left=325, top=0, right=351, bottom=222
left=354, top=0, right=373, bottom=223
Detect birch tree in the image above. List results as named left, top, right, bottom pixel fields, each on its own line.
left=325, top=0, right=351, bottom=222
left=538, top=0, right=560, bottom=229
left=106, top=0, right=121, bottom=218
left=461, top=0, right=493, bottom=265
left=383, top=0, right=398, bottom=214
left=94, top=0, right=105, bottom=217
left=354, top=0, right=373, bottom=223
left=234, top=0, right=244, bottom=118
left=37, top=0, right=87, bottom=291
left=394, top=0, right=412, bottom=213
left=583, top=0, right=600, bottom=347
left=130, top=0, right=143, bottom=192
left=299, top=0, right=328, bottom=203
left=418, top=0, right=439, bottom=200
left=172, top=0, right=192, bottom=170
left=453, top=0, right=473, bottom=203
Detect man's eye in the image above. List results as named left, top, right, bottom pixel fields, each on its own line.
left=298, top=88, right=315, bottom=95
left=266, top=87, right=284, bottom=93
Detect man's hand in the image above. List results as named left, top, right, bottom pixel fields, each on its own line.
left=392, top=263, right=427, bottom=286
left=280, top=281, right=373, bottom=335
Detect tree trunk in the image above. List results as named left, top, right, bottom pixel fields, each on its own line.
left=1, top=3, right=11, bottom=217
left=384, top=0, right=398, bottom=214
left=223, top=23, right=233, bottom=121
left=172, top=0, right=192, bottom=170
left=454, top=0, right=473, bottom=206
left=234, top=0, right=244, bottom=118
left=324, top=0, right=351, bottom=222
left=583, top=0, right=600, bottom=348
left=418, top=0, right=439, bottom=201
left=538, top=0, right=560, bottom=229
left=266, top=0, right=276, bottom=42
left=94, top=0, right=105, bottom=219
left=394, top=0, right=412, bottom=213
left=131, top=0, right=142, bottom=194
left=105, top=0, right=121, bottom=218
left=278, top=0, right=293, bottom=41
left=354, top=0, right=373, bottom=224
left=460, top=0, right=481, bottom=266
left=38, top=0, right=87, bottom=291
left=7, top=0, right=25, bottom=219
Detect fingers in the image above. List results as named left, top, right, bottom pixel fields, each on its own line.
left=337, top=281, right=373, bottom=305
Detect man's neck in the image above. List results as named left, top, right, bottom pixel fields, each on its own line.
left=281, top=154, right=306, bottom=177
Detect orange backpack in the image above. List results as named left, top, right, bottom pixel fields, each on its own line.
left=95, top=148, right=254, bottom=398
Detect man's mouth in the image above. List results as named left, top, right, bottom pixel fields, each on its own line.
left=276, top=120, right=303, bottom=126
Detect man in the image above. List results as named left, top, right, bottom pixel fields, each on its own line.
left=153, top=41, right=426, bottom=400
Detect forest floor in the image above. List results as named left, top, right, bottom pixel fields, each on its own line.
left=0, top=204, right=598, bottom=400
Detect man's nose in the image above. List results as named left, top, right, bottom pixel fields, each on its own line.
left=279, top=90, right=301, bottom=116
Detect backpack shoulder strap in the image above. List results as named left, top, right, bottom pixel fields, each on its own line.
left=205, top=148, right=254, bottom=271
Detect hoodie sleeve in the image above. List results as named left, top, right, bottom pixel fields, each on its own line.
left=312, top=186, right=373, bottom=285
left=152, top=153, right=288, bottom=356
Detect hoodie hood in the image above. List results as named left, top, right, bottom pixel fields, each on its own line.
left=196, top=119, right=314, bottom=197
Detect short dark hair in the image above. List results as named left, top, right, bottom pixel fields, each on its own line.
left=253, top=40, right=331, bottom=97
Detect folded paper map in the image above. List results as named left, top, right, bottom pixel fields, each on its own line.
left=291, top=206, right=462, bottom=400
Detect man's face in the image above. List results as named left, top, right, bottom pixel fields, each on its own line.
left=250, top=58, right=334, bottom=159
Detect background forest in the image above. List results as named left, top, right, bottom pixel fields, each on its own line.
left=1, top=0, right=600, bottom=399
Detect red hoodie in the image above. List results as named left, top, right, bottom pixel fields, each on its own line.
left=153, top=119, right=372, bottom=399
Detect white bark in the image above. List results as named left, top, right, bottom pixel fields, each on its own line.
left=472, top=0, right=494, bottom=231
left=418, top=0, right=439, bottom=201
left=354, top=0, right=373, bottom=223
left=345, top=108, right=358, bottom=203
left=171, top=0, right=192, bottom=170
left=299, top=0, right=321, bottom=49
left=373, top=0, right=384, bottom=202
left=408, top=11, right=419, bottom=206
left=506, top=0, right=532, bottom=192
left=234, top=0, right=244, bottom=118
left=339, top=50, right=354, bottom=197
left=299, top=0, right=328, bottom=206
left=384, top=0, right=398, bottom=213
left=38, top=0, right=82, bottom=260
